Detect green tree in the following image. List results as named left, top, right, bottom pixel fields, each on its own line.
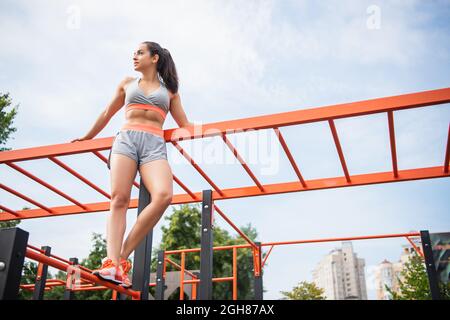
left=386, top=252, right=450, bottom=300
left=150, top=204, right=264, bottom=300
left=0, top=92, right=19, bottom=152
left=280, top=281, right=326, bottom=300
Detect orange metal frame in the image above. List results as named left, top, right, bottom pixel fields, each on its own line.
left=2, top=87, right=449, bottom=299
left=21, top=231, right=422, bottom=300
left=1, top=87, right=449, bottom=222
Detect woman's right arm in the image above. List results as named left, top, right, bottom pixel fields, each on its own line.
left=71, top=77, right=134, bottom=142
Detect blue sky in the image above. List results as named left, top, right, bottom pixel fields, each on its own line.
left=0, top=0, right=449, bottom=299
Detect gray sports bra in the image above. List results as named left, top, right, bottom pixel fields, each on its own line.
left=124, top=77, right=170, bottom=120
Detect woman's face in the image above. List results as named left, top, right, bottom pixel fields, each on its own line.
left=133, top=44, right=159, bottom=72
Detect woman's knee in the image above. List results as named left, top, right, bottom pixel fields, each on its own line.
left=152, top=190, right=173, bottom=206
left=110, top=193, right=131, bottom=208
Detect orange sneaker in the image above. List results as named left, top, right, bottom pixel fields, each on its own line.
left=119, top=258, right=132, bottom=288
left=92, top=257, right=123, bottom=285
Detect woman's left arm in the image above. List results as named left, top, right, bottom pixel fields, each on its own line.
left=169, top=92, right=194, bottom=128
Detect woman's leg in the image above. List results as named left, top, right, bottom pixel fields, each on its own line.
left=107, top=153, right=138, bottom=266
left=120, top=159, right=173, bottom=260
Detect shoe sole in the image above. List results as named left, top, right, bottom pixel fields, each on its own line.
left=92, top=271, right=123, bottom=285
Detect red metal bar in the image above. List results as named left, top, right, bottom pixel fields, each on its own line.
left=387, top=111, right=399, bottom=178
left=262, top=232, right=422, bottom=247
left=233, top=247, right=237, bottom=300
left=163, top=88, right=450, bottom=142
left=0, top=183, right=55, bottom=214
left=0, top=136, right=114, bottom=163
left=328, top=119, right=351, bottom=182
left=4, top=162, right=88, bottom=210
left=27, top=245, right=93, bottom=274
left=221, top=133, right=265, bottom=192
left=182, top=277, right=234, bottom=283
left=25, top=248, right=140, bottom=299
left=213, top=205, right=258, bottom=250
left=445, top=123, right=450, bottom=173
left=405, top=236, right=424, bottom=258
left=166, top=232, right=422, bottom=254
left=165, top=258, right=198, bottom=279
left=48, top=156, right=111, bottom=199
left=1, top=89, right=448, bottom=165
left=213, top=277, right=234, bottom=283
left=0, top=204, right=24, bottom=217
left=71, top=286, right=110, bottom=292
left=273, top=128, right=307, bottom=188
left=180, top=252, right=185, bottom=300
left=261, top=245, right=274, bottom=269
left=191, top=278, right=197, bottom=300
left=252, top=246, right=261, bottom=277
left=173, top=175, right=199, bottom=200
left=171, top=140, right=225, bottom=196
left=1, top=88, right=449, bottom=222
left=1, top=166, right=445, bottom=221
left=27, top=244, right=45, bottom=253
left=183, top=279, right=200, bottom=284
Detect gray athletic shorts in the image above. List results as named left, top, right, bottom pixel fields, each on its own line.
left=107, top=130, right=168, bottom=169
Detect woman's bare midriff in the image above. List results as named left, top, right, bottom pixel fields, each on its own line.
left=122, top=79, right=167, bottom=129
left=124, top=109, right=164, bottom=129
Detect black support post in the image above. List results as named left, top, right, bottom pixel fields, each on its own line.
left=155, top=250, right=166, bottom=300
left=32, top=246, right=51, bottom=300
left=254, top=242, right=263, bottom=300
left=63, top=257, right=79, bottom=300
left=198, top=189, right=213, bottom=300
left=420, top=230, right=442, bottom=300
left=131, top=176, right=153, bottom=300
left=0, top=227, right=29, bottom=300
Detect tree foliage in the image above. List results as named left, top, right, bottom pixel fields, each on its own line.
left=386, top=252, right=450, bottom=300
left=280, top=281, right=326, bottom=300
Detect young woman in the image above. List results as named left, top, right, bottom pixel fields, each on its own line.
left=71, top=41, right=193, bottom=288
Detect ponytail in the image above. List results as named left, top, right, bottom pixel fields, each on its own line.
left=142, top=41, right=179, bottom=94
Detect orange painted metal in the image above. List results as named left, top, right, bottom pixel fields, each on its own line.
left=1, top=88, right=449, bottom=221
left=445, top=124, right=450, bottom=173
left=25, top=248, right=141, bottom=299
left=4, top=162, right=88, bottom=211
left=191, top=279, right=197, bottom=300
left=2, top=166, right=447, bottom=221
left=0, top=204, right=23, bottom=218
left=252, top=246, right=261, bottom=277
left=405, top=236, right=424, bottom=258
left=27, top=245, right=92, bottom=274
left=1, top=88, right=448, bottom=164
left=48, top=156, right=111, bottom=199
left=165, top=257, right=198, bottom=279
left=165, top=232, right=422, bottom=254
left=165, top=87, right=450, bottom=141
left=171, top=140, right=225, bottom=196
left=273, top=128, right=307, bottom=187
left=213, top=204, right=258, bottom=250
left=328, top=119, right=351, bottom=182
left=233, top=247, right=237, bottom=300
left=387, top=111, right=399, bottom=178
left=261, top=245, right=275, bottom=269
left=221, top=132, right=265, bottom=192
left=1, top=183, right=55, bottom=214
